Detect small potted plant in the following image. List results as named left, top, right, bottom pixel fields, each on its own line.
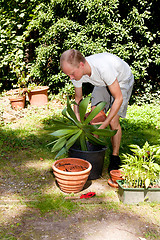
left=8, top=88, right=26, bottom=110
left=117, top=142, right=160, bottom=204
left=108, top=169, right=124, bottom=188
left=49, top=96, right=117, bottom=180
left=8, top=51, right=29, bottom=109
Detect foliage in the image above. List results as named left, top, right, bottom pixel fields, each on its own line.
left=0, top=0, right=160, bottom=98
left=48, top=96, right=117, bottom=158
left=121, top=142, right=160, bottom=189
left=0, top=0, right=38, bottom=90
left=120, top=103, right=160, bottom=132
left=132, top=82, right=160, bottom=106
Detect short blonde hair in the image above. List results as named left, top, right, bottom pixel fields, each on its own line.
left=60, top=49, right=85, bottom=69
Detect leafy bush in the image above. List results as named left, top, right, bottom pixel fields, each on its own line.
left=0, top=0, right=160, bottom=98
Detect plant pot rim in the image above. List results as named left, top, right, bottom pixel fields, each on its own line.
left=28, top=86, right=49, bottom=93
left=9, top=95, right=25, bottom=101
left=69, top=146, right=107, bottom=153
left=110, top=169, right=124, bottom=176
left=108, top=178, right=118, bottom=188
left=117, top=180, right=160, bottom=191
left=52, top=158, right=92, bottom=176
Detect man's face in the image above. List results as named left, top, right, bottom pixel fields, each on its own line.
left=62, top=61, right=84, bottom=81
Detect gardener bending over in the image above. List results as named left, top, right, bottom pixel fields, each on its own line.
left=60, top=49, right=134, bottom=172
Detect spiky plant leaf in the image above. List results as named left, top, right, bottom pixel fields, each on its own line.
left=80, top=132, right=88, bottom=151
left=79, top=96, right=90, bottom=123
left=62, top=107, right=81, bottom=127
left=86, top=132, right=106, bottom=146
left=66, top=96, right=81, bottom=127
left=84, top=101, right=106, bottom=124
left=48, top=119, right=77, bottom=130
left=50, top=128, right=78, bottom=137
left=66, top=130, right=82, bottom=150
left=55, top=147, right=67, bottom=159
left=82, top=124, right=98, bottom=133
left=92, top=129, right=117, bottom=137
left=47, top=139, right=58, bottom=146
left=51, top=136, right=67, bottom=153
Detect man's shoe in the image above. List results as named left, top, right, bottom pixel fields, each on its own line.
left=108, top=155, right=121, bottom=173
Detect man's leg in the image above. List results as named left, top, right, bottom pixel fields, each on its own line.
left=108, top=114, right=122, bottom=172
left=91, top=86, right=122, bottom=172
left=110, top=114, right=121, bottom=156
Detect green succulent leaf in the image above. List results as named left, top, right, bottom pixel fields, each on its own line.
left=92, top=129, right=117, bottom=137
left=86, top=133, right=106, bottom=146
left=55, top=147, right=67, bottom=159
left=66, top=130, right=83, bottom=150
left=82, top=124, right=98, bottom=133
left=84, top=101, right=106, bottom=124
left=48, top=119, right=77, bottom=130
left=80, top=132, right=88, bottom=151
left=51, top=136, right=67, bottom=153
left=66, top=96, right=81, bottom=127
left=50, top=128, right=78, bottom=137
left=79, top=96, right=90, bottom=123
left=47, top=139, right=57, bottom=146
left=62, top=106, right=81, bottom=127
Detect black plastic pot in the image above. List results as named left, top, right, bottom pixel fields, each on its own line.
left=68, top=144, right=107, bottom=180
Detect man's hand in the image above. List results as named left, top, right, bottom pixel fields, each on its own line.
left=98, top=79, right=123, bottom=129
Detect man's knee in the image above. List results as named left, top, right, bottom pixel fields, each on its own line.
left=109, top=116, right=121, bottom=130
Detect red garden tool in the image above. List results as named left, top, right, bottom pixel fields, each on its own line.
left=65, top=192, right=96, bottom=200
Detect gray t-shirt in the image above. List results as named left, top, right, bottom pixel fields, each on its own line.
left=72, top=52, right=134, bottom=91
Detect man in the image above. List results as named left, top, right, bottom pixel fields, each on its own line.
left=60, top=49, right=134, bottom=172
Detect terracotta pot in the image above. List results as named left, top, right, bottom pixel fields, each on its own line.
left=9, top=95, right=26, bottom=110
left=110, top=170, right=124, bottom=183
left=28, top=86, right=49, bottom=106
left=52, top=158, right=92, bottom=193
left=85, top=110, right=107, bottom=125
left=108, top=178, right=119, bottom=188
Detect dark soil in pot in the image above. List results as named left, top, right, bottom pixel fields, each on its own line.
left=55, top=162, right=88, bottom=172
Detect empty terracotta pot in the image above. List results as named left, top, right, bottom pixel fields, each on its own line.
left=110, top=169, right=124, bottom=183
left=52, top=158, right=92, bottom=193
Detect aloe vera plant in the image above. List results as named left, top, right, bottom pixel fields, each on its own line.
left=48, top=96, right=117, bottom=158
left=121, top=142, right=160, bottom=189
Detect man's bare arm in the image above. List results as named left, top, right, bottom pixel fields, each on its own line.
left=74, top=87, right=83, bottom=121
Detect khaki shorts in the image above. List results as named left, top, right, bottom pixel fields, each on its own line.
left=91, top=74, right=134, bottom=118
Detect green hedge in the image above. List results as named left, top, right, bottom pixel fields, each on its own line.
left=0, top=0, right=159, bottom=98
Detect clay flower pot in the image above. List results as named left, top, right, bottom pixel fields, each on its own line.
left=108, top=170, right=124, bottom=188
left=85, top=110, right=107, bottom=125
left=52, top=158, right=92, bottom=193
left=28, top=86, right=49, bottom=106
left=110, top=170, right=124, bottom=183
left=9, top=95, right=26, bottom=110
